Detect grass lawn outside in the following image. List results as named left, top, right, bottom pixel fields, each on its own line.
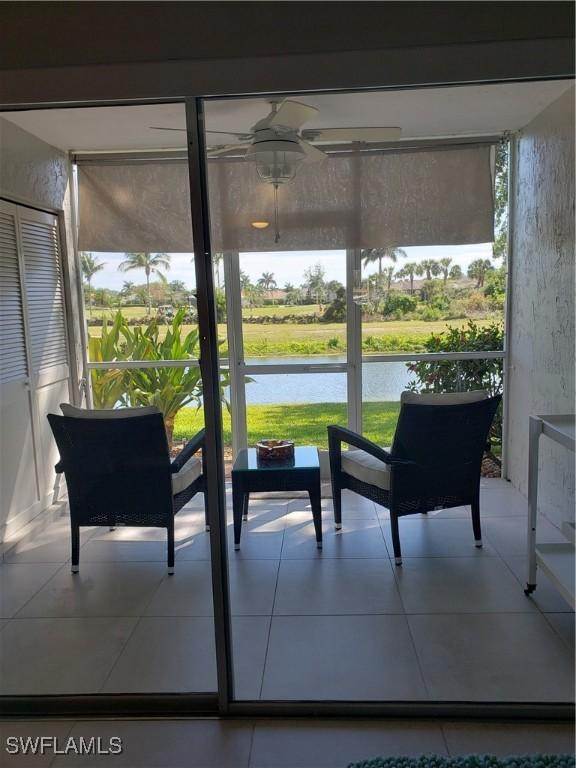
left=173, top=401, right=401, bottom=450
left=87, top=314, right=497, bottom=356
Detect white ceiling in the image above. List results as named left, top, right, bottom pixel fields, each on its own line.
left=1, top=80, right=573, bottom=153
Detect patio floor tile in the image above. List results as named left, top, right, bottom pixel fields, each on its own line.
left=544, top=612, right=576, bottom=649
left=17, top=562, right=166, bottom=618
left=273, top=558, right=402, bottom=615
left=409, top=612, right=575, bottom=701
left=281, top=514, right=388, bottom=559
left=0, top=562, right=62, bottom=618
left=51, top=720, right=253, bottom=768
left=393, top=557, right=539, bottom=614
left=442, top=721, right=575, bottom=755
left=261, top=614, right=428, bottom=700
left=101, top=616, right=217, bottom=693
left=483, top=514, right=567, bottom=557
left=503, top=556, right=575, bottom=612
left=227, top=529, right=285, bottom=560
left=2, top=515, right=95, bottom=565
left=249, top=721, right=447, bottom=768
left=144, top=561, right=214, bottom=617
left=381, top=517, right=499, bottom=559
left=0, top=617, right=136, bottom=695
left=229, top=559, right=280, bottom=616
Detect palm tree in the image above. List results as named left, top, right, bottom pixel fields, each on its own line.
left=81, top=252, right=106, bottom=316
left=118, top=252, right=171, bottom=314
left=449, top=264, right=463, bottom=280
left=468, top=258, right=493, bottom=288
left=396, top=262, right=419, bottom=294
left=239, top=270, right=252, bottom=290
left=257, top=272, right=277, bottom=291
left=438, top=257, right=453, bottom=285
left=212, top=252, right=224, bottom=289
left=382, top=266, right=395, bottom=291
left=417, top=259, right=440, bottom=281
left=361, top=246, right=407, bottom=280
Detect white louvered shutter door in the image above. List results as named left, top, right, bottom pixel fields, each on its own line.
left=0, top=200, right=41, bottom=526
left=19, top=209, right=69, bottom=376
left=17, top=206, right=71, bottom=496
left=0, top=202, right=28, bottom=385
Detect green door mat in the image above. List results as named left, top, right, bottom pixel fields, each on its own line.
left=349, top=756, right=575, bottom=768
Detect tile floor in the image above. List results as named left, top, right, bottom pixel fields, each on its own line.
left=0, top=479, right=574, bottom=702
left=0, top=718, right=573, bottom=767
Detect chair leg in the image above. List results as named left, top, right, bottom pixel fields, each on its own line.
left=71, top=523, right=80, bottom=573
left=332, top=478, right=342, bottom=530
left=390, top=513, right=402, bottom=565
left=167, top=522, right=175, bottom=574
left=471, top=498, right=482, bottom=547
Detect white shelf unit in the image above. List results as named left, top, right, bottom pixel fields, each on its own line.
left=526, top=414, right=575, bottom=608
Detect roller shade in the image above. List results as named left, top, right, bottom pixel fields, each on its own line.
left=77, top=144, right=495, bottom=253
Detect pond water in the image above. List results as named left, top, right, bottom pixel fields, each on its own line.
left=239, top=355, right=412, bottom=405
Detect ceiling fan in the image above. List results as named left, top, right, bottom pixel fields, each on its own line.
left=150, top=98, right=401, bottom=176
left=150, top=99, right=401, bottom=241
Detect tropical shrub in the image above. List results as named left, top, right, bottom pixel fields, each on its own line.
left=380, top=291, right=417, bottom=318
left=321, top=287, right=346, bottom=323
left=406, top=321, right=504, bottom=449
left=88, top=309, right=230, bottom=446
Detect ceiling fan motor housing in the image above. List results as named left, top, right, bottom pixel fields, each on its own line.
left=245, top=128, right=305, bottom=184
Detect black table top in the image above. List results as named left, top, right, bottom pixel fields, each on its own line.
left=232, top=446, right=319, bottom=473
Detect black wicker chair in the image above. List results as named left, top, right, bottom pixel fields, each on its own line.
left=328, top=390, right=502, bottom=565
left=47, top=404, right=206, bottom=574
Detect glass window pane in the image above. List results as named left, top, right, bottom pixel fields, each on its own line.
left=245, top=372, right=347, bottom=450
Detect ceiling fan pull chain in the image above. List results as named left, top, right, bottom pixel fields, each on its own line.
left=274, top=183, right=281, bottom=243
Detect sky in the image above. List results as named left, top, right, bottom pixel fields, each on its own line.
left=90, top=243, right=494, bottom=293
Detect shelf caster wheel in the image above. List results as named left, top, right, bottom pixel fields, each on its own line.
left=242, top=514, right=248, bottom=522
left=475, top=539, right=483, bottom=548
left=167, top=566, right=175, bottom=575
left=316, top=542, right=323, bottom=550
left=234, top=543, right=240, bottom=551
left=524, top=583, right=536, bottom=595
left=71, top=565, right=79, bottom=574
left=334, top=523, right=342, bottom=531
left=394, top=557, right=402, bottom=566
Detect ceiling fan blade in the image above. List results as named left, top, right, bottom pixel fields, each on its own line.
left=207, top=142, right=252, bottom=157
left=149, top=126, right=187, bottom=132
left=150, top=127, right=252, bottom=139
left=299, top=139, right=327, bottom=164
left=303, top=127, right=402, bottom=143
left=268, top=100, right=319, bottom=130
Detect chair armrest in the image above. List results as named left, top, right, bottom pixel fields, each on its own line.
left=171, top=428, right=205, bottom=474
left=327, top=425, right=398, bottom=465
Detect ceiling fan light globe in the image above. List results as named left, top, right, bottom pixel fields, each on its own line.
left=247, top=142, right=305, bottom=184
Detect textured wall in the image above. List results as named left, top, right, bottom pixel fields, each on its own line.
left=0, top=117, right=68, bottom=209
left=507, top=87, right=575, bottom=528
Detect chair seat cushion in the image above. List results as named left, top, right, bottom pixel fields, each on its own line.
left=172, top=455, right=202, bottom=495
left=341, top=448, right=391, bottom=490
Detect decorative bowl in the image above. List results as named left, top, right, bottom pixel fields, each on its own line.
left=256, top=439, right=295, bottom=462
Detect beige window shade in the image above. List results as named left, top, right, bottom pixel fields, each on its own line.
left=77, top=144, right=495, bottom=253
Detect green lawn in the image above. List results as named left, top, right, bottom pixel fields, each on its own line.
left=174, top=401, right=401, bottom=449
left=88, top=314, right=497, bottom=356
left=242, top=305, right=321, bottom=317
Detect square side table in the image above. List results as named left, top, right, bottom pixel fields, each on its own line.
left=231, top=446, right=322, bottom=549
